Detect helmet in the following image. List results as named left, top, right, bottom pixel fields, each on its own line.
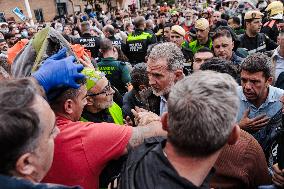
left=265, top=1, right=283, bottom=16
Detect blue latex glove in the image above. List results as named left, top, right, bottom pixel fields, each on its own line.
left=32, top=48, right=85, bottom=93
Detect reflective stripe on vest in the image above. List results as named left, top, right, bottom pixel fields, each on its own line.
left=109, top=102, right=124, bottom=125
left=80, top=102, right=123, bottom=125
left=189, top=39, right=213, bottom=54
left=127, top=32, right=152, bottom=42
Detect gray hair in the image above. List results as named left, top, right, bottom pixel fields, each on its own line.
left=167, top=71, right=239, bottom=157
left=148, top=42, right=185, bottom=71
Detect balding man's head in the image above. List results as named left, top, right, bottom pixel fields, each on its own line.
left=103, top=25, right=115, bottom=38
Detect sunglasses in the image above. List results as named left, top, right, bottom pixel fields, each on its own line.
left=87, top=82, right=112, bottom=97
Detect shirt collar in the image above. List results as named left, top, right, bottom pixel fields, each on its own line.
left=241, top=85, right=278, bottom=103
left=266, top=86, right=279, bottom=103
left=102, top=57, right=115, bottom=61
left=160, top=95, right=167, bottom=102
left=273, top=46, right=281, bottom=58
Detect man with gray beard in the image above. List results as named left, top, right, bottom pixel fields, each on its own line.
left=146, top=42, right=184, bottom=115
left=119, top=71, right=241, bottom=189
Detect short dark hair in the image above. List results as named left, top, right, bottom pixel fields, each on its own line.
left=200, top=57, right=240, bottom=81
left=230, top=16, right=241, bottom=25
left=134, top=16, right=146, bottom=28
left=240, top=53, right=272, bottom=79
left=221, top=13, right=230, bottom=21
left=100, top=38, right=113, bottom=53
left=212, top=29, right=232, bottom=41
left=49, top=79, right=86, bottom=112
left=164, top=23, right=174, bottom=29
left=159, top=12, right=166, bottom=17
left=0, top=78, right=41, bottom=175
left=196, top=47, right=213, bottom=54
left=131, top=63, right=149, bottom=91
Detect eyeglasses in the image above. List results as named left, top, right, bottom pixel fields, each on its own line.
left=87, top=82, right=112, bottom=97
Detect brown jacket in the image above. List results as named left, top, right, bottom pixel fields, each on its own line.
left=210, top=130, right=271, bottom=189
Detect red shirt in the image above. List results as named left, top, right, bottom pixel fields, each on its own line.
left=43, top=116, right=132, bottom=189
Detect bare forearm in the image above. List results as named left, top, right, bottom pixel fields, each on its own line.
left=127, top=121, right=167, bottom=150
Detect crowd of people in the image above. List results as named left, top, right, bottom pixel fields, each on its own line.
left=2, top=0, right=284, bottom=188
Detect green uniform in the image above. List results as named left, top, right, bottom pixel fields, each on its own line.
left=97, top=57, right=131, bottom=94
left=187, top=38, right=213, bottom=54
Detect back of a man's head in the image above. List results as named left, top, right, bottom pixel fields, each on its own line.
left=134, top=16, right=146, bottom=29
left=100, top=38, right=113, bottom=54
left=167, top=71, right=239, bottom=157
left=0, top=78, right=41, bottom=176
left=131, top=63, right=149, bottom=91
left=200, top=57, right=239, bottom=81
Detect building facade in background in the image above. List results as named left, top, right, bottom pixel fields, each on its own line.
left=0, top=0, right=87, bottom=22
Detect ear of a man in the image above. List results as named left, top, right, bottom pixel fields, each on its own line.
left=227, top=124, right=240, bottom=145
left=64, top=99, right=74, bottom=115
left=15, top=153, right=36, bottom=178
left=174, top=70, right=184, bottom=82
left=161, top=112, right=169, bottom=132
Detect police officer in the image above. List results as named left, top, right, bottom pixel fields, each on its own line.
left=125, top=16, right=157, bottom=65
left=73, top=21, right=101, bottom=58
left=262, top=1, right=284, bottom=43
left=102, top=24, right=125, bottom=50
left=239, top=10, right=278, bottom=55
left=97, top=38, right=131, bottom=95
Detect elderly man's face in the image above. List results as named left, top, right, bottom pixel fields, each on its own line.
left=23, top=95, right=59, bottom=182
left=147, top=58, right=177, bottom=96
left=86, top=77, right=115, bottom=112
